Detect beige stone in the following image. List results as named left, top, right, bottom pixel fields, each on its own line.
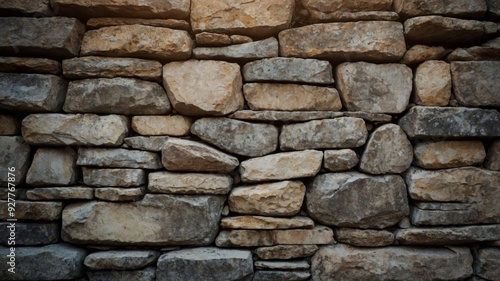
left=231, top=35, right=252, bottom=44
left=0, top=136, right=31, bottom=186
left=335, top=228, right=394, bottom=247
left=451, top=61, right=500, bottom=107
left=0, top=57, right=61, bottom=75
left=0, top=115, right=20, bottom=135
left=229, top=110, right=391, bottom=123
left=131, top=115, right=192, bottom=136
left=95, top=187, right=145, bottom=202
left=26, top=187, right=94, bottom=201
left=308, top=11, right=398, bottom=22
left=124, top=136, right=169, bottom=152
left=400, top=45, right=451, bottom=65
left=414, top=141, right=486, bottom=169
left=302, top=0, right=392, bottom=13
left=254, top=245, right=319, bottom=260
left=395, top=225, right=500, bottom=245
left=82, top=168, right=146, bottom=188
left=323, top=149, right=358, bottom=172
left=26, top=148, right=79, bottom=186
left=221, top=216, right=314, bottom=230
left=394, top=0, right=487, bottom=19
left=77, top=148, right=162, bottom=169
left=413, top=61, right=451, bottom=106
left=193, top=37, right=278, bottom=61
left=195, top=32, right=231, bottom=46
left=148, top=171, right=233, bottom=195
left=0, top=201, right=62, bottom=221
left=486, top=140, right=500, bottom=171
left=86, top=18, right=189, bottom=30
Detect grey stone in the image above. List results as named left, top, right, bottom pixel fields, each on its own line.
left=253, top=271, right=310, bottom=281
left=229, top=110, right=392, bottom=123
left=124, top=136, right=169, bottom=152
left=194, top=37, right=278, bottom=61
left=95, top=187, right=145, bottom=202
left=82, top=168, right=146, bottom=187
left=323, top=149, right=358, bottom=172
left=254, top=261, right=309, bottom=270
left=0, top=0, right=53, bottom=16
left=335, top=228, right=394, bottom=247
left=84, top=250, right=160, bottom=270
left=26, top=148, right=79, bottom=186
left=486, top=140, right=500, bottom=171
left=395, top=225, right=500, bottom=245
left=413, top=141, right=486, bottom=169
left=0, top=200, right=63, bottom=221
left=220, top=216, right=314, bottom=230
left=148, top=171, right=233, bottom=195
left=87, top=267, right=155, bottom=281
left=26, top=187, right=94, bottom=200
left=474, top=248, right=500, bottom=281
left=77, top=148, right=162, bottom=169
left=0, top=222, right=59, bottom=246
left=451, top=61, right=500, bottom=107
left=0, top=136, right=31, bottom=186
left=394, top=0, right=487, bottom=19
left=254, top=245, right=319, bottom=260
left=0, top=115, right=20, bottom=136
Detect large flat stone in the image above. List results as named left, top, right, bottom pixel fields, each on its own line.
left=131, top=115, right=192, bottom=136
left=84, top=250, right=160, bottom=270
left=148, top=171, right=233, bottom=195
left=86, top=17, right=189, bottom=30
left=194, top=37, right=278, bottom=61
left=0, top=222, right=59, bottom=246
left=26, top=187, right=94, bottom=201
left=254, top=245, right=319, bottom=260
left=474, top=248, right=500, bottom=280
left=0, top=201, right=63, bottom=221
left=302, top=0, right=392, bottom=13
left=77, top=148, right=162, bottom=169
left=395, top=225, right=500, bottom=245
left=255, top=261, right=309, bottom=270
left=451, top=61, right=500, bottom=107
left=413, top=141, right=486, bottom=169
left=413, top=60, right=451, bottom=106
left=335, top=228, right=394, bottom=247
left=82, top=168, right=146, bottom=187
left=394, top=0, right=487, bottom=19
left=26, top=148, right=79, bottom=186
left=221, top=216, right=314, bottom=230
left=229, top=110, right=391, bottom=123
left=0, top=136, right=31, bottom=186
left=87, top=267, right=155, bottom=281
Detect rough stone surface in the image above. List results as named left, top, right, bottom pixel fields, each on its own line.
left=243, top=83, right=342, bottom=111
left=87, top=267, right=155, bottom=281
left=191, top=117, right=278, bottom=157
left=0, top=201, right=63, bottom=221
left=395, top=225, right=500, bottom=245
left=0, top=222, right=59, bottom=246
left=84, top=250, right=160, bottom=270
left=413, top=141, right=486, bottom=169
left=195, top=32, right=231, bottom=46
left=228, top=181, right=306, bottom=216
left=231, top=35, right=253, bottom=44
left=62, top=194, right=225, bottom=246
left=474, top=247, right=500, bottom=280
left=400, top=45, right=451, bottom=65
left=131, top=115, right=192, bottom=136
left=0, top=57, right=61, bottom=75
left=230, top=110, right=391, bottom=123
left=0, top=115, right=20, bottom=136
left=254, top=245, right=319, bottom=260
left=148, top=171, right=233, bottom=195
left=124, top=136, right=170, bottom=152
left=0, top=136, right=31, bottom=186
left=22, top=114, right=129, bottom=147
left=413, top=60, right=451, bottom=106
left=77, top=148, right=162, bottom=169
left=95, top=187, right=145, bottom=202
left=280, top=118, right=367, bottom=151
left=306, top=172, right=410, bottom=229
left=451, top=61, right=500, bottom=107
left=486, top=140, right=500, bottom=171
left=163, top=60, right=243, bottom=116
left=239, top=150, right=323, bottom=182
left=194, top=37, right=278, bottom=61
left=26, top=148, right=78, bottom=186
left=323, top=149, right=359, bottom=172
left=86, top=17, right=189, bottom=30
left=394, top=0, right=487, bottom=19
left=307, top=11, right=399, bottom=22
left=221, top=216, right=314, bottom=230
left=336, top=62, right=412, bottom=113
left=279, top=21, right=406, bottom=63
left=447, top=37, right=500, bottom=61
left=82, top=168, right=146, bottom=187
left=335, top=228, right=394, bottom=247
left=0, top=0, right=53, bottom=16
left=302, top=0, right=392, bottom=13
left=27, top=187, right=94, bottom=201
left=487, top=0, right=500, bottom=19
left=253, top=270, right=310, bottom=281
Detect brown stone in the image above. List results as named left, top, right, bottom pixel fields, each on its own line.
left=302, top=0, right=392, bottom=13
left=86, top=18, right=189, bottom=30
left=148, top=171, right=233, bottom=195
left=231, top=35, right=253, bottom=44
left=26, top=148, right=79, bottom=186
left=221, top=216, right=314, bottom=230
left=0, top=57, right=61, bottom=75
left=131, top=115, right=192, bottom=136
left=77, top=148, right=162, bottom=169
left=308, top=11, right=399, bottom=22
left=395, top=225, right=500, bottom=245
left=486, top=140, right=500, bottom=171
left=447, top=37, right=500, bottom=61
left=254, top=245, right=319, bottom=260
left=0, top=115, right=20, bottom=136
left=323, top=149, right=358, bottom=172
left=413, top=60, right=451, bottom=106
left=95, top=187, right=145, bottom=202
left=229, top=110, right=391, bottom=123
left=413, top=141, right=486, bottom=169
left=82, top=168, right=146, bottom=188
left=335, top=228, right=394, bottom=247
left=195, top=32, right=231, bottom=46
left=124, top=136, right=170, bottom=152
left=193, top=37, right=279, bottom=61
left=0, top=201, right=62, bottom=221
left=27, top=187, right=94, bottom=201
left=451, top=61, right=500, bottom=107
left=400, top=45, right=451, bottom=65
left=394, top=0, right=487, bottom=19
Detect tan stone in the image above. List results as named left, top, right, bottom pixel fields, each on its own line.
left=451, top=61, right=500, bottom=107
left=221, top=216, right=314, bottom=230
left=302, top=0, right=392, bottom=13
left=86, top=18, right=189, bottom=30
left=26, top=148, right=79, bottom=186
left=394, top=0, right=487, bottom=19
left=254, top=245, right=319, bottom=260
left=193, top=37, right=278, bottom=61
left=0, top=136, right=31, bottom=186
left=229, top=110, right=391, bottom=123
left=486, top=140, right=500, bottom=171
left=26, top=187, right=94, bottom=201
left=0, top=57, right=61, bottom=75
left=77, top=148, right=162, bottom=169
left=82, top=168, right=146, bottom=188
left=195, top=32, right=231, bottom=46
left=0, top=115, right=20, bottom=135
left=414, top=141, right=486, bottom=169
left=163, top=60, right=243, bottom=116
left=335, top=228, right=394, bottom=247
left=95, top=187, right=145, bottom=202
left=395, top=225, right=500, bottom=245
left=131, top=116, right=192, bottom=136
left=323, top=149, right=358, bottom=172
left=0, top=201, right=62, bottom=221
left=400, top=45, right=451, bottom=65
left=148, top=171, right=233, bottom=195
left=0, top=0, right=53, bottom=16
left=124, top=136, right=169, bottom=152
left=413, top=61, right=451, bottom=106
left=231, top=35, right=253, bottom=44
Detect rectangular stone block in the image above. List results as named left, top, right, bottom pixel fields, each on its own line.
left=27, top=187, right=94, bottom=201
left=148, top=171, right=233, bottom=195
left=0, top=222, right=59, bottom=246
left=0, top=57, right=61, bottom=75
left=395, top=225, right=500, bottom=245
left=0, top=201, right=63, bottom=221
left=82, top=168, right=146, bottom=187
left=194, top=38, right=278, bottom=61
left=77, top=148, right=162, bottom=169
left=86, top=18, right=190, bottom=30
left=451, top=61, right=500, bottom=106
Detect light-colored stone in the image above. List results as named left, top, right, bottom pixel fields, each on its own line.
left=243, top=57, right=333, bottom=84
left=231, top=35, right=253, bottom=44
left=254, top=245, right=319, bottom=260
left=280, top=118, right=367, bottom=151
left=195, top=32, right=231, bottom=46
left=87, top=17, right=189, bottom=30
left=27, top=187, right=94, bottom=200
left=253, top=270, right=310, bottom=281
left=230, top=110, right=392, bottom=122
left=400, top=45, right=451, bottom=64
left=0, top=136, right=31, bottom=186
left=131, top=115, right=192, bottom=136
left=309, top=11, right=398, bottom=22
left=22, top=114, right=129, bottom=147
left=451, top=61, right=500, bottom=107
left=255, top=260, right=309, bottom=270
left=161, top=138, right=239, bottom=173
left=0, top=115, right=20, bottom=136
left=26, top=148, right=78, bottom=186
left=279, top=21, right=406, bottom=63
left=221, top=216, right=314, bottom=230
left=191, top=0, right=295, bottom=38
left=229, top=181, right=306, bottom=216
left=62, top=194, right=225, bottom=246
left=82, top=168, right=146, bottom=187
left=95, top=187, right=145, bottom=202
left=124, top=136, right=169, bottom=152
left=84, top=250, right=159, bottom=270
left=77, top=148, right=162, bottom=169
left=191, top=117, right=278, bottom=157
left=240, top=150, right=323, bottom=182
left=394, top=0, right=487, bottom=19
left=323, top=149, right=358, bottom=172
left=413, top=141, right=486, bottom=169
left=413, top=60, right=451, bottom=106
left=395, top=225, right=500, bottom=245
left=0, top=0, right=53, bottom=16
left=486, top=140, right=500, bottom=171
left=307, top=172, right=410, bottom=229
left=474, top=248, right=500, bottom=280
left=148, top=171, right=233, bottom=195
left=163, top=60, right=243, bottom=116
left=0, top=57, right=61, bottom=75
left=335, top=228, right=394, bottom=247
left=0, top=222, right=59, bottom=246
left=194, top=37, right=278, bottom=61
left=0, top=201, right=63, bottom=221
left=88, top=267, right=155, bottom=281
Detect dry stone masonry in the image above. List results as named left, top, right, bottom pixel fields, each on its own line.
left=0, top=0, right=499, bottom=280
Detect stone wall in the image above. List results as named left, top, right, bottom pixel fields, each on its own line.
left=0, top=0, right=499, bottom=280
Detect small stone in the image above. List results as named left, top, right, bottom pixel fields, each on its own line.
left=413, top=60, right=451, bottom=106
left=85, top=250, right=160, bottom=270
left=474, top=248, right=500, bottom=280
left=95, top=187, right=145, bottom=202
left=77, top=148, right=162, bottom=169
left=255, top=260, right=309, bottom=270
left=221, top=216, right=314, bottom=230
left=0, top=222, right=59, bottom=246
left=195, top=32, right=231, bottom=46
left=396, top=225, right=500, bottom=245
left=239, top=150, right=323, bottom=182
left=148, top=171, right=233, bottom=195
left=253, top=271, right=310, bottom=281
left=231, top=35, right=253, bottom=44
left=87, top=267, right=155, bottom=281
left=254, top=245, right=319, bottom=260
left=27, top=187, right=94, bottom=201
left=451, top=61, right=500, bottom=107
left=131, top=115, right=192, bottom=136
left=486, top=140, right=500, bottom=171
left=82, top=168, right=146, bottom=187
left=394, top=0, right=487, bottom=19
left=335, top=228, right=394, bottom=247
left=0, top=115, right=20, bottom=136
left=0, top=57, right=61, bottom=75
left=413, top=141, right=486, bottom=169
left=194, top=37, right=278, bottom=61
left=400, top=45, right=451, bottom=64
left=323, top=149, right=358, bottom=172
left=229, top=110, right=391, bottom=123
left=26, top=148, right=79, bottom=186
left=87, top=17, right=189, bottom=30
left=0, top=136, right=31, bottom=186
left=124, top=136, right=169, bottom=151
left=0, top=201, right=63, bottom=221
left=0, top=0, right=53, bottom=16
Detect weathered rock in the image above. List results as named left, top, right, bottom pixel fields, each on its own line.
left=279, top=21, right=406, bottom=63
left=87, top=267, right=155, bottom=281
left=243, top=83, right=342, bottom=111
left=229, top=181, right=306, bottom=216
left=0, top=201, right=63, bottom=221
left=0, top=0, right=53, bottom=16
left=195, top=32, right=231, bottom=46
left=131, top=115, right=192, bottom=136
left=231, top=35, right=253, bottom=44
left=447, top=37, right=500, bottom=61
left=336, top=62, right=412, bottom=113
left=280, top=118, right=367, bottom=151
left=230, top=110, right=391, bottom=123
left=400, top=45, right=451, bottom=64
left=62, top=56, right=162, bottom=81
left=451, top=61, right=500, bottom=106
left=335, top=228, right=394, bottom=247
left=302, top=0, right=392, bottom=13
left=487, top=0, right=500, bottom=19
left=311, top=244, right=473, bottom=280
left=84, top=250, right=159, bottom=270
left=86, top=17, right=189, bottom=30
left=394, top=0, right=487, bottom=19
left=27, top=187, right=94, bottom=200
left=163, top=60, right=243, bottom=116
left=323, top=149, right=358, bottom=172
left=395, top=225, right=500, bottom=245
left=190, top=0, right=295, bottom=38
left=81, top=25, right=192, bottom=62
left=486, top=140, right=500, bottom=170
left=253, top=270, right=310, bottom=281
left=239, top=150, right=323, bottom=182
left=82, top=168, right=146, bottom=187
left=255, top=261, right=309, bottom=270
left=77, top=148, right=162, bottom=169
left=0, top=73, right=67, bottom=112
left=157, top=248, right=253, bottom=281
left=0, top=57, right=61, bottom=75
left=0, top=136, right=31, bottom=186
left=124, top=136, right=169, bottom=151
left=0, top=115, right=20, bottom=136
left=22, top=114, right=129, bottom=147
left=94, top=187, right=145, bottom=202
left=474, top=248, right=500, bottom=280
left=398, top=106, right=500, bottom=139
left=413, top=141, right=486, bottom=169
left=0, top=17, right=84, bottom=59
left=243, top=57, right=333, bottom=84
left=254, top=245, right=319, bottom=260
left=26, top=148, right=78, bottom=186
left=161, top=138, right=239, bottom=173
left=360, top=124, right=413, bottom=174
left=194, top=37, right=278, bottom=61
left=221, top=216, right=314, bottom=230
left=191, top=117, right=278, bottom=157
left=413, top=60, right=451, bottom=106
left=148, top=171, right=233, bottom=195
left=0, top=222, right=59, bottom=246
left=307, top=172, right=410, bottom=229
left=0, top=244, right=87, bottom=280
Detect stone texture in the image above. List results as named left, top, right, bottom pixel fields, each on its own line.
left=81, top=25, right=192, bottom=62
left=239, top=150, right=323, bottom=182
left=254, top=245, right=319, bottom=260
left=228, top=181, right=306, bottom=216
left=230, top=110, right=392, bottom=123
left=87, top=267, right=155, bottom=281
left=0, top=73, right=67, bottom=112
left=394, top=0, right=487, bottom=19
left=451, top=61, right=500, bottom=106
left=148, top=171, right=233, bottom=195
left=85, top=250, right=159, bottom=270
left=302, top=0, right=392, bottom=13
left=280, top=118, right=367, bottom=151
left=163, top=60, right=243, bottom=116
left=0, top=17, right=84, bottom=59
left=395, top=225, right=500, bottom=245
left=62, top=56, right=162, bottom=81
left=26, top=187, right=94, bottom=200
left=400, top=45, right=451, bottom=65
left=335, top=228, right=394, bottom=247
left=323, top=149, right=358, bottom=172
left=413, top=141, right=486, bottom=169
left=231, top=35, right=253, bottom=44
left=86, top=17, right=189, bottom=30
left=95, top=187, right=145, bottom=202
left=311, top=244, right=473, bottom=280
left=487, top=0, right=500, bottom=19
left=0, top=57, right=61, bottom=75
left=131, top=115, right=192, bottom=136
left=413, top=60, right=451, bottom=106
left=398, top=106, right=500, bottom=139
left=474, top=248, right=500, bottom=280
left=0, top=136, right=31, bottom=186
left=26, top=148, right=78, bottom=186
left=243, top=83, right=342, bottom=111
left=82, top=168, right=146, bottom=187
left=0, top=201, right=63, bottom=221
left=0, top=222, right=59, bottom=246
left=195, top=32, right=231, bottom=46
left=307, top=172, right=410, bottom=229
left=486, top=140, right=500, bottom=170
left=255, top=261, right=309, bottom=270
left=161, top=138, right=239, bottom=173
left=191, top=0, right=295, bottom=38
left=124, top=136, right=169, bottom=151
left=0, top=0, right=53, bottom=16
left=194, top=37, right=278, bottom=61
left=447, top=37, right=500, bottom=61
left=191, top=117, right=278, bottom=157
left=243, top=57, right=334, bottom=84
left=359, top=124, right=413, bottom=174
left=279, top=21, right=406, bottom=63
left=77, top=148, right=162, bottom=169
left=221, top=216, right=314, bottom=230
left=62, top=194, right=225, bottom=246
left=22, top=114, right=129, bottom=147
left=253, top=271, right=310, bottom=281
left=336, top=62, right=412, bottom=113
left=0, top=115, right=20, bottom=136
left=157, top=248, right=253, bottom=281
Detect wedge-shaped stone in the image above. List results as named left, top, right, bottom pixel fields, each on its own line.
left=395, top=0, right=487, bottom=19
left=77, top=148, right=162, bottom=169
left=400, top=45, right=451, bottom=65
left=124, top=136, right=169, bottom=152
left=307, top=172, right=410, bottom=229
left=62, top=194, right=225, bottom=246
left=399, top=106, right=500, bottom=139
left=83, top=168, right=146, bottom=187
left=0, top=0, right=53, bottom=16
left=413, top=60, right=451, bottom=106
left=27, top=187, right=94, bottom=201
left=451, top=61, right=500, bottom=106
left=395, top=225, right=500, bottom=245
left=335, top=228, right=394, bottom=247
left=191, top=0, right=295, bottom=38
left=95, top=187, right=145, bottom=202
left=486, top=140, right=500, bottom=171
left=0, top=201, right=63, bottom=221
left=157, top=248, right=253, bottom=281
left=0, top=57, right=61, bottom=75
left=324, top=149, right=358, bottom=172
left=447, top=37, right=500, bottom=61
left=243, top=58, right=334, bottom=84
left=312, top=244, right=473, bottom=280
left=0, top=222, right=59, bottom=246
left=22, top=114, right=129, bottom=147
left=162, top=138, right=239, bottom=173
left=0, top=73, right=66, bottom=112
left=254, top=245, right=319, bottom=260
left=163, top=60, right=243, bottom=116
left=191, top=117, right=278, bottom=157
left=280, top=21, right=406, bottom=63
left=243, top=83, right=341, bottom=111
left=26, top=148, right=78, bottom=186
left=88, top=267, right=155, bottom=281
left=253, top=271, right=310, bottom=281
left=280, top=118, right=367, bottom=151
left=0, top=115, right=20, bottom=135
left=81, top=25, right=192, bottom=61
left=230, top=110, right=391, bottom=122
left=413, top=141, right=486, bottom=169
left=148, top=171, right=233, bottom=195
left=87, top=17, right=189, bottom=30
left=475, top=248, right=500, bottom=281
left=221, top=216, right=314, bottom=230
left=132, top=115, right=192, bottom=136
left=84, top=250, right=160, bottom=270
left=229, top=181, right=306, bottom=216
left=0, top=136, right=31, bottom=186
left=239, top=150, right=323, bottom=182
left=194, top=37, right=278, bottom=61
left=0, top=17, right=84, bottom=59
